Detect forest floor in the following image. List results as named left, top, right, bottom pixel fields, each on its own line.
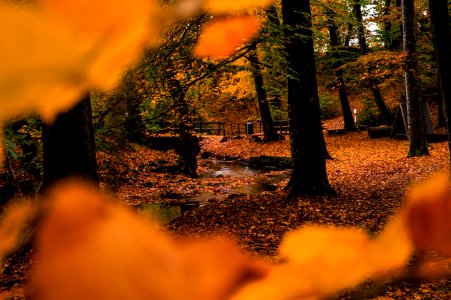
left=2, top=120, right=451, bottom=299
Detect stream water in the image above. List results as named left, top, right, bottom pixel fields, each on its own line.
left=132, top=160, right=288, bottom=224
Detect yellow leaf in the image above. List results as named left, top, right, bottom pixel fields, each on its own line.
left=0, top=201, right=32, bottom=262
left=0, top=0, right=165, bottom=124
left=232, top=224, right=412, bottom=300
left=405, top=172, right=451, bottom=253
left=203, top=0, right=272, bottom=14
left=31, top=182, right=268, bottom=300
left=194, top=16, right=260, bottom=58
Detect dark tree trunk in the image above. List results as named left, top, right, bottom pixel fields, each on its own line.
left=383, top=0, right=392, bottom=49
left=41, top=94, right=98, bottom=192
left=402, top=0, right=429, bottom=157
left=337, top=70, right=356, bottom=130
left=390, top=0, right=403, bottom=49
left=353, top=0, right=368, bottom=54
left=370, top=87, right=394, bottom=124
left=343, top=22, right=353, bottom=47
left=248, top=47, right=280, bottom=142
left=429, top=0, right=451, bottom=165
left=125, top=97, right=145, bottom=143
left=282, top=0, right=334, bottom=197
left=327, top=9, right=356, bottom=130
left=170, top=80, right=200, bottom=178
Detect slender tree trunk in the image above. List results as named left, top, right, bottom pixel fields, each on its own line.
left=343, top=22, right=353, bottom=47
left=353, top=0, right=368, bottom=54
left=437, top=77, right=447, bottom=127
left=125, top=97, right=145, bottom=143
left=402, top=0, right=429, bottom=157
left=327, top=9, right=356, bottom=130
left=389, top=0, right=403, bottom=49
left=248, top=47, right=280, bottom=142
left=170, top=80, right=200, bottom=178
left=383, top=0, right=393, bottom=49
left=370, top=87, right=394, bottom=124
left=429, top=0, right=451, bottom=165
left=41, top=94, right=98, bottom=192
left=337, top=70, right=356, bottom=130
left=282, top=0, right=334, bottom=197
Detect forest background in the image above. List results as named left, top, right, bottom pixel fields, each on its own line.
left=1, top=0, right=451, bottom=299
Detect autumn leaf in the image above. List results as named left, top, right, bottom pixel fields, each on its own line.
left=404, top=172, right=451, bottom=254
left=194, top=16, right=260, bottom=57
left=203, top=0, right=272, bottom=14
left=0, top=0, right=167, bottom=126
left=0, top=202, right=32, bottom=263
left=31, top=182, right=268, bottom=300
left=232, top=224, right=412, bottom=300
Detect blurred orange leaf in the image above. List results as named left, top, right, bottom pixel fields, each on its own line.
left=194, top=16, right=260, bottom=57
left=0, top=0, right=164, bottom=124
left=31, top=182, right=268, bottom=300
left=405, top=173, right=451, bottom=254
left=232, top=221, right=412, bottom=300
left=203, top=0, right=272, bottom=14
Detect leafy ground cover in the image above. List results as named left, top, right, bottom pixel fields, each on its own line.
left=2, top=122, right=451, bottom=299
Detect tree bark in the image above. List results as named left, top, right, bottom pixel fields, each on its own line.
left=402, top=0, right=429, bottom=157
left=248, top=47, right=280, bottom=142
left=353, top=0, right=368, bottom=54
left=41, top=94, right=98, bottom=192
left=170, top=80, right=200, bottom=178
left=429, top=0, right=451, bottom=165
left=383, top=0, right=393, bottom=49
left=282, top=0, right=334, bottom=197
left=370, top=87, right=394, bottom=124
left=326, top=9, right=356, bottom=130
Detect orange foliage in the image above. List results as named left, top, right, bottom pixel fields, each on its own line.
left=31, top=182, right=268, bottom=300
left=194, top=16, right=260, bottom=57
left=0, top=202, right=32, bottom=262
left=3, top=0, right=451, bottom=299
left=405, top=173, right=451, bottom=254
left=203, top=0, right=272, bottom=13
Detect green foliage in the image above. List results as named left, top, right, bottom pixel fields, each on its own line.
left=4, top=116, right=43, bottom=180
left=270, top=107, right=288, bottom=120
left=357, top=95, right=379, bottom=126
left=319, top=95, right=340, bottom=119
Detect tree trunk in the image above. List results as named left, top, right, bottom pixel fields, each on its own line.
left=327, top=9, right=356, bottom=130
left=248, top=47, right=280, bottom=142
left=402, top=0, right=429, bottom=157
left=41, top=94, right=98, bottom=192
left=343, top=22, right=353, bottom=47
left=337, top=70, right=356, bottom=130
left=282, top=0, right=334, bottom=197
left=383, top=0, right=393, bottom=49
left=429, top=0, right=451, bottom=165
left=353, top=0, right=368, bottom=54
left=125, top=96, right=145, bottom=143
left=370, top=87, right=394, bottom=124
left=170, top=80, right=200, bottom=178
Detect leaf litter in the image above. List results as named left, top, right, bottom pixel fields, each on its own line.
left=2, top=129, right=451, bottom=299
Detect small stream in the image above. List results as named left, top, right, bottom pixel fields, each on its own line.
left=132, top=160, right=289, bottom=224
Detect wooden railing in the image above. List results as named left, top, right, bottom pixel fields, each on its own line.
left=149, top=120, right=290, bottom=136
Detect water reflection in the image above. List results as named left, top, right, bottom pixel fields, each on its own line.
left=133, top=202, right=199, bottom=225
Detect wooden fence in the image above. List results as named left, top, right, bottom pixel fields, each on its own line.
left=194, top=120, right=290, bottom=136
